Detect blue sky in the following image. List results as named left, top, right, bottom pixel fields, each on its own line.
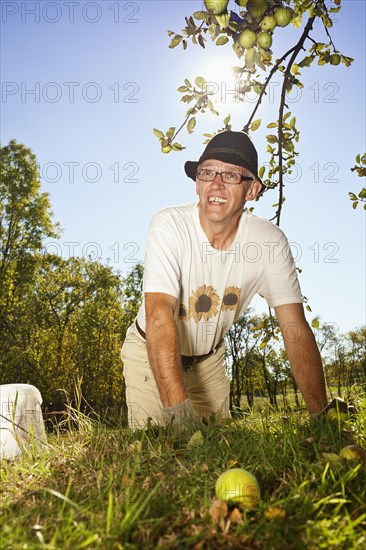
left=1, top=0, right=365, bottom=335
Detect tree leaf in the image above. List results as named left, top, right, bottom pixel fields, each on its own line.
left=251, top=119, right=261, bottom=132
left=193, top=11, right=208, bottom=20
left=198, top=35, right=206, bottom=48
left=166, top=127, right=175, bottom=140
left=311, top=318, right=320, bottom=329
left=215, top=13, right=230, bottom=28
left=152, top=128, right=164, bottom=139
left=187, top=117, right=196, bottom=134
left=195, top=76, right=207, bottom=88
left=169, top=35, right=183, bottom=49
left=291, top=14, right=302, bottom=28
left=216, top=36, right=229, bottom=46
left=172, top=142, right=186, bottom=151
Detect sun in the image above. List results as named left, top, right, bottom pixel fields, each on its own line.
left=190, top=51, right=240, bottom=105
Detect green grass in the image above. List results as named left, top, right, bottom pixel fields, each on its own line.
left=1, top=396, right=366, bottom=550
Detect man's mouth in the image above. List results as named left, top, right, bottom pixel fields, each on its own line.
left=208, top=196, right=227, bottom=204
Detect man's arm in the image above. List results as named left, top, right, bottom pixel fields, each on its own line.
left=274, top=303, right=328, bottom=416
left=145, top=292, right=187, bottom=408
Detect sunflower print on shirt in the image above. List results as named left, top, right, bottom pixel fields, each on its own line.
left=189, top=285, right=220, bottom=322
left=222, top=286, right=240, bottom=311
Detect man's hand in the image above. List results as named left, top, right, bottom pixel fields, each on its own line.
left=162, top=398, right=202, bottom=433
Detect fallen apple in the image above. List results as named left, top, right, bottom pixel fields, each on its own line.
left=340, top=445, right=366, bottom=462
left=215, top=468, right=260, bottom=508
left=187, top=430, right=204, bottom=448
left=326, top=407, right=349, bottom=422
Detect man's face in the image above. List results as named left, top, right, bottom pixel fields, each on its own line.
left=195, top=159, right=258, bottom=225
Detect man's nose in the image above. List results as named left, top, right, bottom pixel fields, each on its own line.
left=211, top=172, right=225, bottom=186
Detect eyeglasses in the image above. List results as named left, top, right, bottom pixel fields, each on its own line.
left=196, top=168, right=254, bottom=185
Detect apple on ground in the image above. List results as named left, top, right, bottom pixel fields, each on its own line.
left=187, top=430, right=204, bottom=448
left=339, top=445, right=366, bottom=462
left=326, top=407, right=349, bottom=421
left=215, top=468, right=260, bottom=508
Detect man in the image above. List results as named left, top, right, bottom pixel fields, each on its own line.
left=121, top=131, right=331, bottom=431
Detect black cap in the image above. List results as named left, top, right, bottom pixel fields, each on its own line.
left=184, top=130, right=266, bottom=194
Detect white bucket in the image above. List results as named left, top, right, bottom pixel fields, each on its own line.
left=0, top=384, right=47, bottom=459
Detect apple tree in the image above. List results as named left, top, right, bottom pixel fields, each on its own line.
left=154, top=0, right=355, bottom=226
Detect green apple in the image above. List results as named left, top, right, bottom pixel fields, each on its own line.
left=326, top=407, right=348, bottom=422
left=215, top=468, right=260, bottom=508
left=274, top=7, right=293, bottom=27
left=246, top=0, right=268, bottom=19
left=187, top=430, right=204, bottom=448
left=204, top=0, right=229, bottom=15
left=161, top=145, right=172, bottom=154
left=329, top=53, right=341, bottom=65
left=260, top=15, right=276, bottom=31
left=238, top=29, right=257, bottom=48
left=237, top=0, right=248, bottom=6
left=340, top=445, right=366, bottom=462
left=257, top=31, right=272, bottom=49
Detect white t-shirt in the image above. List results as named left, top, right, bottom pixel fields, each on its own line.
left=136, top=201, right=302, bottom=356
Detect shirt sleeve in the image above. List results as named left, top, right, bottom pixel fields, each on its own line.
left=143, top=211, right=181, bottom=298
left=257, top=231, right=303, bottom=308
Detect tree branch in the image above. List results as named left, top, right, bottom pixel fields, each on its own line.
left=276, top=15, right=315, bottom=226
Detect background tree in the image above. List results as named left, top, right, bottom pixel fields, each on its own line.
left=0, top=140, right=59, bottom=361
left=0, top=139, right=145, bottom=419
left=225, top=308, right=262, bottom=411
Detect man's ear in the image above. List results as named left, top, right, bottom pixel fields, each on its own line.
left=245, top=179, right=262, bottom=201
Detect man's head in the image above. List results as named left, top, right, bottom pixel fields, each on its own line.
left=184, top=130, right=266, bottom=195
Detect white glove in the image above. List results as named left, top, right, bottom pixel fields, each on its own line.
left=162, top=398, right=201, bottom=432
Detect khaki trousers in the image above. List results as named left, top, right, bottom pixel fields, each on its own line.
left=121, top=323, right=231, bottom=430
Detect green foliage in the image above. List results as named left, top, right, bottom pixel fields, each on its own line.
left=349, top=153, right=366, bottom=210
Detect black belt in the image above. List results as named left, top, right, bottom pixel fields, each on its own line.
left=135, top=320, right=218, bottom=367
left=135, top=319, right=146, bottom=339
